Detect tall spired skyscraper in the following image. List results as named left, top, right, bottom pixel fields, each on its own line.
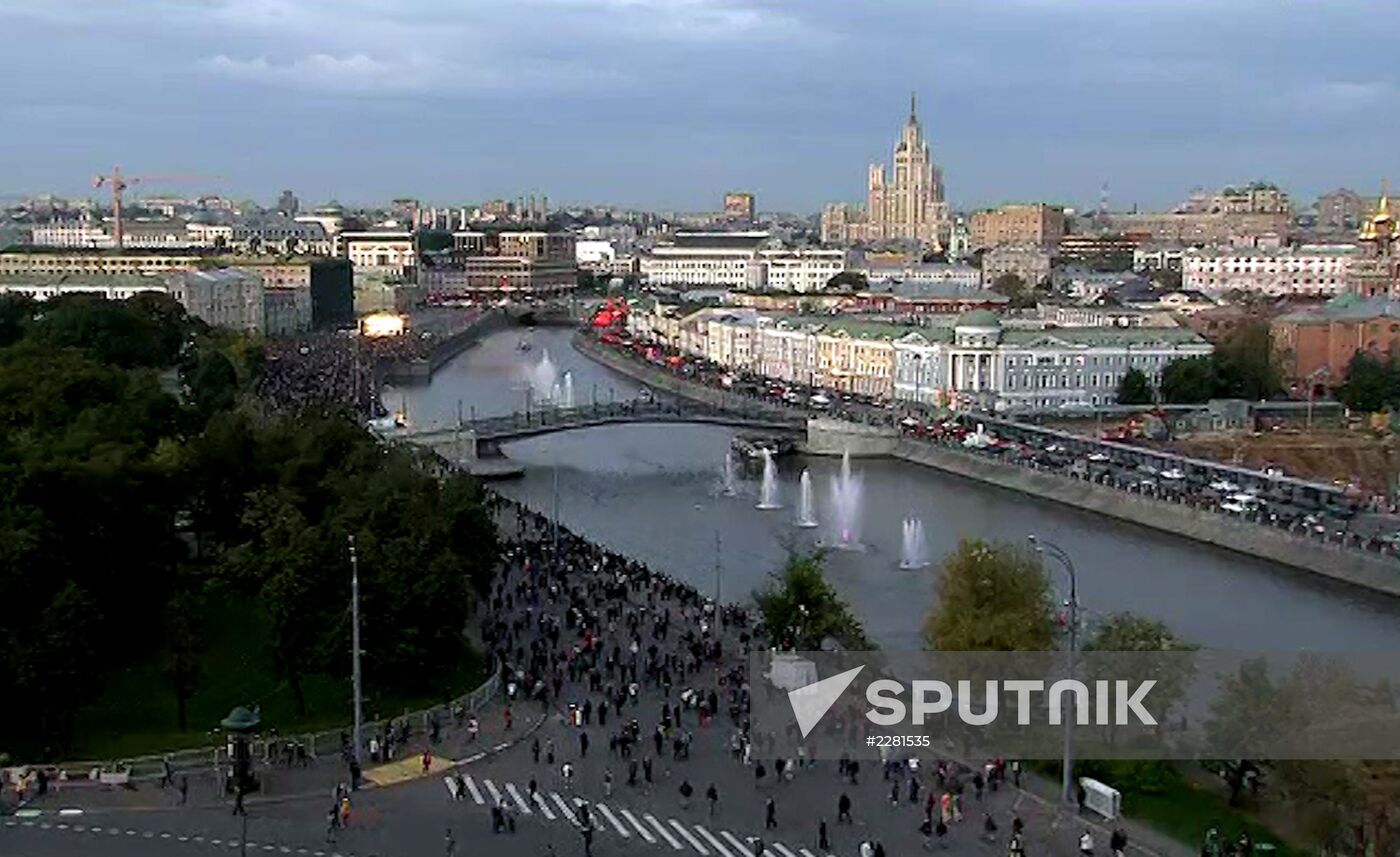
left=822, top=93, right=950, bottom=249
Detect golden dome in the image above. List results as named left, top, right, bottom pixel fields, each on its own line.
left=1360, top=181, right=1396, bottom=242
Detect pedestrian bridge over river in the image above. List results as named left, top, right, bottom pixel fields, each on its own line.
left=392, top=399, right=805, bottom=462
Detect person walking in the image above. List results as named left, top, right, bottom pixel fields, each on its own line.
left=178, top=775, right=188, bottom=806
left=444, top=827, right=457, bottom=857
left=706, top=783, right=719, bottom=817
left=765, top=796, right=777, bottom=830
left=1079, top=829, right=1095, bottom=856
left=604, top=769, right=614, bottom=797
left=533, top=737, right=541, bottom=764
left=679, top=780, right=694, bottom=809
left=1110, top=828, right=1128, bottom=857
left=819, top=818, right=830, bottom=851
left=422, top=747, right=434, bottom=775
left=838, top=793, right=853, bottom=824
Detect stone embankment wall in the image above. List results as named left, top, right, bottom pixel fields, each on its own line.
left=574, top=333, right=1400, bottom=596
left=896, top=439, right=1400, bottom=597
left=381, top=311, right=510, bottom=384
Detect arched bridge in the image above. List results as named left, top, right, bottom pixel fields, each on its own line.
left=397, top=399, right=804, bottom=459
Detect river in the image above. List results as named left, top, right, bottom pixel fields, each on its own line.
left=385, top=326, right=1400, bottom=652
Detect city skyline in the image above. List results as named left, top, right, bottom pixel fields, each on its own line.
left=1, top=0, right=1397, bottom=212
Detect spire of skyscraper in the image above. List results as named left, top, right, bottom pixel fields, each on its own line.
left=909, top=91, right=917, bottom=123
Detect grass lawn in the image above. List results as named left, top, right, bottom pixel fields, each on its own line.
left=63, top=595, right=482, bottom=761
left=1127, top=778, right=1304, bottom=857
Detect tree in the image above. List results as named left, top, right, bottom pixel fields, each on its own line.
left=1159, top=356, right=1218, bottom=403
left=1116, top=368, right=1154, bottom=405
left=825, top=271, right=868, bottom=292
left=1212, top=320, right=1282, bottom=400
left=1337, top=351, right=1400, bottom=412
left=755, top=551, right=869, bottom=650
left=163, top=588, right=204, bottom=731
left=925, top=539, right=1056, bottom=651
left=989, top=273, right=1027, bottom=300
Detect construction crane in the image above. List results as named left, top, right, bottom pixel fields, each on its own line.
left=92, top=166, right=219, bottom=249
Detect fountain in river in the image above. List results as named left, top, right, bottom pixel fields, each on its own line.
left=722, top=448, right=739, bottom=497
left=528, top=349, right=559, bottom=403
left=827, top=449, right=864, bottom=549
left=756, top=449, right=782, bottom=510
left=796, top=469, right=819, bottom=528
left=899, top=517, right=930, bottom=569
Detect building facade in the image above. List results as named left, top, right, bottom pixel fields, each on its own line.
left=639, top=232, right=847, bottom=292
left=981, top=244, right=1052, bottom=288
left=168, top=268, right=265, bottom=333
left=419, top=230, right=578, bottom=299
left=633, top=306, right=1211, bottom=413
left=1272, top=295, right=1400, bottom=391
left=820, top=94, right=949, bottom=249
left=969, top=204, right=1066, bottom=250
left=1181, top=246, right=1357, bottom=297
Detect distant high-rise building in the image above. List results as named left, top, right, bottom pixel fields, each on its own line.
left=723, top=192, right=756, bottom=224
left=969, top=203, right=1066, bottom=250
left=277, top=190, right=299, bottom=217
left=821, top=93, right=949, bottom=250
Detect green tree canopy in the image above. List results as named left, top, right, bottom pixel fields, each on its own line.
left=1116, top=367, right=1154, bottom=405
left=755, top=551, right=869, bottom=650
left=825, top=271, right=868, bottom=292
left=1159, top=356, right=1218, bottom=403
left=925, top=539, right=1056, bottom=651
left=1337, top=351, right=1400, bottom=412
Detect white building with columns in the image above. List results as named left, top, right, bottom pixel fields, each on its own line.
left=655, top=308, right=1212, bottom=413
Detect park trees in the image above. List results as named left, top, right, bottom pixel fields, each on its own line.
left=755, top=551, right=869, bottom=650
left=1115, top=367, right=1154, bottom=405
left=925, top=539, right=1056, bottom=651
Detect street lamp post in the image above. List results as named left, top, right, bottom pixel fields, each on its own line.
left=1027, top=534, right=1078, bottom=806
left=912, top=353, right=924, bottom=412
left=347, top=536, right=364, bottom=778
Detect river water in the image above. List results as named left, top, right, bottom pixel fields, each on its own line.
left=385, top=327, right=1400, bottom=652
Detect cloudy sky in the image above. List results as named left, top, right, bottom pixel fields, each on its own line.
left=1, top=0, right=1395, bottom=213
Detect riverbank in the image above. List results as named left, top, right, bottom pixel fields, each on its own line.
left=574, top=332, right=1400, bottom=598
left=379, top=310, right=511, bottom=384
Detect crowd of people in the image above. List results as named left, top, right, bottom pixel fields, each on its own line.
left=471, top=488, right=1120, bottom=857
left=259, top=334, right=381, bottom=417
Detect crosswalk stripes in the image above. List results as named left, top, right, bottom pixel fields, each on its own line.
left=483, top=779, right=504, bottom=805
left=551, top=792, right=579, bottom=825
left=506, top=783, right=533, bottom=815
left=719, top=830, right=751, bottom=856
left=647, top=814, right=684, bottom=850
left=533, top=792, right=557, bottom=820
left=695, top=825, right=736, bottom=857
left=462, top=775, right=484, bottom=804
left=620, top=808, right=658, bottom=843
left=770, top=843, right=800, bottom=857
left=590, top=802, right=630, bottom=838
left=798, top=849, right=820, bottom=857
left=669, top=819, right=708, bottom=854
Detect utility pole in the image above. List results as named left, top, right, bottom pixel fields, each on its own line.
left=348, top=535, right=364, bottom=772
left=1029, top=534, right=1078, bottom=806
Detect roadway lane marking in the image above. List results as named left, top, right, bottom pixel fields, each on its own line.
left=493, top=742, right=509, bottom=751
left=620, top=809, right=657, bottom=843
left=647, top=815, right=683, bottom=850
left=143, top=831, right=154, bottom=838
left=669, top=819, right=708, bottom=854
left=263, top=845, right=275, bottom=852
left=210, top=838, right=222, bottom=845
left=483, top=779, right=504, bottom=805
left=56, top=824, right=69, bottom=830
left=695, top=825, right=735, bottom=857
left=162, top=833, right=171, bottom=839
left=550, top=792, right=578, bottom=825
left=719, top=830, right=750, bottom=855
left=58, top=808, right=84, bottom=816
left=591, top=803, right=629, bottom=838
left=506, top=783, right=532, bottom=814
left=799, top=850, right=818, bottom=857
left=771, top=843, right=800, bottom=857
left=15, top=810, right=41, bottom=818
left=533, top=792, right=557, bottom=820
left=90, top=826, right=103, bottom=833
left=462, top=775, right=484, bottom=804
left=443, top=776, right=460, bottom=800
left=458, top=752, right=486, bottom=764
left=126, top=828, right=136, bottom=835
